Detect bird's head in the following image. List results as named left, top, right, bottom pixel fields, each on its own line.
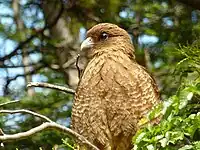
left=81, top=23, right=135, bottom=59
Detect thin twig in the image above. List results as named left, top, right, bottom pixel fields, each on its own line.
left=0, top=60, right=43, bottom=68
left=0, top=100, right=20, bottom=107
left=0, top=122, right=99, bottom=150
left=76, top=54, right=81, bottom=79
left=27, top=82, right=75, bottom=94
left=5, top=64, right=44, bottom=89
left=0, top=109, right=53, bottom=123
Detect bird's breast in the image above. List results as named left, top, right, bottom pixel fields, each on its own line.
left=80, top=51, right=132, bottom=86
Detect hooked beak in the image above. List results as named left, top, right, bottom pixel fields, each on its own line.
left=81, top=37, right=94, bottom=51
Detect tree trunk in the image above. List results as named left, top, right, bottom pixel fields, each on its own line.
left=41, top=0, right=80, bottom=89
left=12, top=0, right=35, bottom=96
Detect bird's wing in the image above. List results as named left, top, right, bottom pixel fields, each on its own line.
left=99, top=51, right=160, bottom=136
left=71, top=55, right=112, bottom=146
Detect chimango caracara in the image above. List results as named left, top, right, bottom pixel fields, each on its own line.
left=71, top=23, right=160, bottom=150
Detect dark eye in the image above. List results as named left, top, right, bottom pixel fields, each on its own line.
left=100, top=32, right=108, bottom=40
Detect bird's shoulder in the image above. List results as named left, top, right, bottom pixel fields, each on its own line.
left=77, top=51, right=159, bottom=102
left=100, top=51, right=160, bottom=105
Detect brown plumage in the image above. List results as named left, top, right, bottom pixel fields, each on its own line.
left=71, top=23, right=160, bottom=150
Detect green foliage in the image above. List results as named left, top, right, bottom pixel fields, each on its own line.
left=0, top=0, right=200, bottom=149
left=62, top=138, right=77, bottom=150
left=0, top=91, right=73, bottom=149
left=133, top=43, right=200, bottom=150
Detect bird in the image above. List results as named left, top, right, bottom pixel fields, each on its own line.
left=71, top=23, right=160, bottom=150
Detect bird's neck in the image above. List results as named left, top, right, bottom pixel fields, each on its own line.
left=91, top=46, right=135, bottom=61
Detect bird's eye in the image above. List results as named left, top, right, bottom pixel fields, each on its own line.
left=100, top=32, right=108, bottom=40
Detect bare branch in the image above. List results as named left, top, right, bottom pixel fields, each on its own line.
left=0, top=63, right=42, bottom=68
left=27, top=82, right=75, bottom=94
left=0, top=122, right=99, bottom=150
left=76, top=54, right=81, bottom=79
left=0, top=100, right=20, bottom=107
left=0, top=109, right=53, bottom=123
left=4, top=63, right=44, bottom=91
left=62, top=57, right=77, bottom=69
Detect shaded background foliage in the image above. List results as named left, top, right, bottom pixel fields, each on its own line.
left=0, top=0, right=200, bottom=149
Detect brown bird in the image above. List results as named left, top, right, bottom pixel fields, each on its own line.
left=71, top=23, right=160, bottom=150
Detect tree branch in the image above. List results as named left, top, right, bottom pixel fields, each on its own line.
left=0, top=122, right=99, bottom=150
left=0, top=61, right=43, bottom=68
left=62, top=56, right=77, bottom=69
left=27, top=82, right=75, bottom=94
left=0, top=109, right=53, bottom=122
left=0, top=100, right=20, bottom=107
left=4, top=63, right=44, bottom=88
